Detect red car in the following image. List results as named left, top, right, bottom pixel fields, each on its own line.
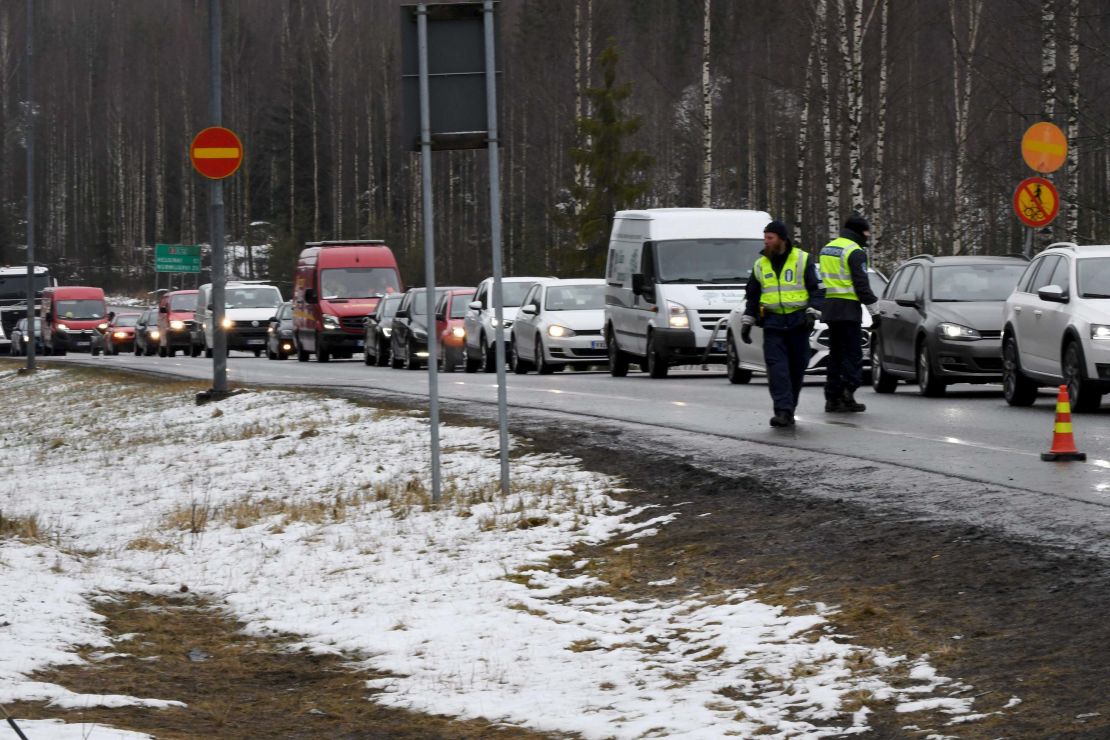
left=435, top=288, right=475, bottom=372
left=157, top=289, right=198, bottom=357
left=93, top=312, right=142, bottom=355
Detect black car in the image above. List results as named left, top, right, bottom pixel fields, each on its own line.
left=133, top=308, right=161, bottom=356
left=363, top=294, right=403, bottom=367
left=267, top=302, right=295, bottom=360
left=8, top=318, right=42, bottom=356
left=871, top=255, right=1028, bottom=396
left=390, top=287, right=466, bottom=370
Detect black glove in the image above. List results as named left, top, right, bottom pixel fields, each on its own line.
left=740, top=324, right=752, bottom=344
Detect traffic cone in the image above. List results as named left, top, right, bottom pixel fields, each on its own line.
left=1041, top=385, right=1087, bottom=462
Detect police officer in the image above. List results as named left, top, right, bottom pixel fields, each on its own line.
left=741, top=221, right=822, bottom=427
left=819, top=214, right=879, bottom=413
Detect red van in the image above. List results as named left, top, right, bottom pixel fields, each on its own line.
left=41, top=286, right=108, bottom=356
left=156, top=289, right=198, bottom=357
left=292, top=240, right=402, bottom=362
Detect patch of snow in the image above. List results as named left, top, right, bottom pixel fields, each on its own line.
left=0, top=719, right=152, bottom=739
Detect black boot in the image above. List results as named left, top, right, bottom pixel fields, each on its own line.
left=841, top=389, right=867, bottom=412
left=825, top=396, right=846, bottom=412
left=770, top=410, right=795, bottom=427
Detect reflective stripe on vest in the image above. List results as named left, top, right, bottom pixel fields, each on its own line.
left=755, top=248, right=809, bottom=314
left=819, top=237, right=862, bottom=301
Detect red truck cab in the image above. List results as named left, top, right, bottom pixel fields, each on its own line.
left=41, top=286, right=108, bottom=356
left=157, top=289, right=199, bottom=357
left=293, top=241, right=402, bottom=362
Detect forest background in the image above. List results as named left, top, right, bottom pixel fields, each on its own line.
left=0, top=0, right=1107, bottom=293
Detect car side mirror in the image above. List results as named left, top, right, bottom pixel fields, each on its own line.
left=520, top=305, right=537, bottom=316
left=395, top=308, right=409, bottom=319
left=631, top=274, right=654, bottom=301
left=267, top=315, right=277, bottom=323
left=304, top=288, right=318, bottom=304
left=1037, top=284, right=1068, bottom=303
left=894, top=292, right=920, bottom=309
left=45, top=312, right=53, bottom=322
left=207, top=303, right=214, bottom=311
left=468, top=300, right=482, bottom=311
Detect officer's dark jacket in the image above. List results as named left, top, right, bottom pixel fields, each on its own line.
left=820, top=227, right=879, bottom=323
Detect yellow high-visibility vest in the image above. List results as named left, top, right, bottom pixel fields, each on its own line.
left=819, top=237, right=862, bottom=301
left=755, top=248, right=809, bottom=314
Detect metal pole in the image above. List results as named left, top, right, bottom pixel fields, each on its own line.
left=417, top=4, right=442, bottom=504
left=484, top=1, right=510, bottom=496
left=24, top=0, right=35, bottom=373
left=209, top=0, right=228, bottom=394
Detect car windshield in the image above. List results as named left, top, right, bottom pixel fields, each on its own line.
left=226, top=287, right=281, bottom=309
left=867, top=272, right=888, bottom=298
left=55, top=299, right=106, bottom=319
left=500, top=282, right=537, bottom=307
left=654, top=239, right=764, bottom=283
left=0, top=274, right=49, bottom=301
left=169, top=294, right=195, bottom=311
left=321, top=268, right=400, bottom=299
left=18, top=319, right=42, bottom=333
left=114, top=315, right=139, bottom=327
left=450, top=293, right=474, bottom=318
left=1078, top=258, right=1110, bottom=298
left=930, top=264, right=1026, bottom=301
left=545, top=284, right=605, bottom=311
left=380, top=296, right=402, bottom=318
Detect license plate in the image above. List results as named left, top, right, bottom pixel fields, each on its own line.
left=356, top=340, right=364, bottom=348
left=247, top=339, right=265, bottom=345
left=712, top=339, right=727, bottom=353
left=591, top=340, right=607, bottom=350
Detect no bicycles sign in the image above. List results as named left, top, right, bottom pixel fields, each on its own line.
left=1012, top=176, right=1059, bottom=229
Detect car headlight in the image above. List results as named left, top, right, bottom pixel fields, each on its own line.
left=323, top=315, right=340, bottom=330
left=112, top=331, right=127, bottom=339
left=267, top=326, right=274, bottom=334
left=382, top=327, right=393, bottom=337
left=97, top=322, right=109, bottom=331
left=548, top=324, right=576, bottom=338
left=57, top=323, right=69, bottom=331
left=488, top=316, right=502, bottom=328
left=1090, top=324, right=1110, bottom=340
left=220, top=317, right=234, bottom=329
left=451, top=326, right=466, bottom=338
left=170, top=320, right=185, bottom=331
left=937, top=322, right=981, bottom=341
left=665, top=300, right=689, bottom=329
left=149, top=330, right=161, bottom=340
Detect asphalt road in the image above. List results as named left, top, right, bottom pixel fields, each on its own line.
left=47, top=349, right=1109, bottom=505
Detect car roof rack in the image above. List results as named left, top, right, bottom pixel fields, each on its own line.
left=906, top=253, right=935, bottom=262
left=1045, top=241, right=1078, bottom=251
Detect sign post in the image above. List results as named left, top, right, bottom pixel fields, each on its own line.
left=23, top=0, right=35, bottom=375
left=1017, top=122, right=1067, bottom=257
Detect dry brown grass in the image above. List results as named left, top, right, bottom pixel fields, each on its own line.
left=0, top=511, right=41, bottom=541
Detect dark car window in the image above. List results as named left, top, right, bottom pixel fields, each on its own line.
left=868, top=271, right=888, bottom=299
left=1016, top=260, right=1040, bottom=293
left=896, top=266, right=923, bottom=300
left=1076, top=258, right=1110, bottom=299
left=169, top=294, right=195, bottom=311
left=545, top=284, right=606, bottom=311
left=320, top=267, right=400, bottom=299
left=500, top=282, right=537, bottom=307
left=884, top=268, right=908, bottom=299
left=56, top=299, right=105, bottom=319
left=1047, top=256, right=1071, bottom=293
left=450, top=293, right=474, bottom=318
left=114, top=315, right=140, bottom=327
left=379, top=295, right=402, bottom=319
left=1029, top=256, right=1060, bottom=293
left=930, top=264, right=1027, bottom=301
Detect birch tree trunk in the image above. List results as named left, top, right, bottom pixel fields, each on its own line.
left=816, top=0, right=837, bottom=236
left=948, top=0, right=984, bottom=255
left=1041, top=0, right=1057, bottom=121
left=1065, top=0, right=1079, bottom=238
left=870, top=0, right=889, bottom=258
left=700, top=0, right=712, bottom=207
left=836, top=0, right=865, bottom=216
left=283, top=6, right=295, bottom=235
left=794, top=18, right=818, bottom=245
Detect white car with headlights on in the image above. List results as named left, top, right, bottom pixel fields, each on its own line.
left=463, top=275, right=557, bottom=373
left=510, top=279, right=608, bottom=374
left=1002, top=242, right=1110, bottom=412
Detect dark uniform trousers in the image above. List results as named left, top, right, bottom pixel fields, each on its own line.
left=764, top=326, right=811, bottom=413
left=824, top=320, right=862, bottom=401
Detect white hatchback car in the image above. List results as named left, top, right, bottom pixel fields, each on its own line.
left=509, top=279, right=608, bottom=374
left=463, top=276, right=557, bottom=373
left=1002, top=242, right=1110, bottom=411
left=722, top=268, right=887, bottom=384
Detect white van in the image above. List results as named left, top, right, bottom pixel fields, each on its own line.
left=604, top=208, right=769, bottom=378
left=191, top=280, right=284, bottom=357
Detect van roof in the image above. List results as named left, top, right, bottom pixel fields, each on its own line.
left=0, top=265, right=49, bottom=276
left=613, top=208, right=772, bottom=240
left=45, top=286, right=105, bottom=298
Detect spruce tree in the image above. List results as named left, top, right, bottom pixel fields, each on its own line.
left=566, top=39, right=652, bottom=274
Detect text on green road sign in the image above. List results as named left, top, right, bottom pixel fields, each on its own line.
left=155, top=244, right=202, bottom=273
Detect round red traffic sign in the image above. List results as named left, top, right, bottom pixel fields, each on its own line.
left=190, top=127, right=243, bottom=180
left=1012, top=176, right=1059, bottom=228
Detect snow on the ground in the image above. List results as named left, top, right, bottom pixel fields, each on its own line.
left=0, top=367, right=991, bottom=738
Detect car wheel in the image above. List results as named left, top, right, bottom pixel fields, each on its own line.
left=190, top=343, right=201, bottom=358
left=390, top=340, right=404, bottom=369
left=725, top=332, right=752, bottom=385
left=1063, top=340, right=1101, bottom=413
left=871, top=338, right=897, bottom=393
left=374, top=337, right=389, bottom=367
left=316, top=334, right=330, bottom=362
left=91, top=344, right=101, bottom=356
left=536, top=336, right=557, bottom=375
left=134, top=342, right=141, bottom=357
left=406, top=341, right=422, bottom=370
left=158, top=344, right=167, bottom=358
left=607, top=326, right=630, bottom=378
left=916, top=340, right=945, bottom=397
left=362, top=342, right=373, bottom=365
left=511, top=341, right=530, bottom=374
left=481, top=336, right=498, bottom=373
left=168, top=346, right=178, bottom=358
left=646, top=332, right=669, bottom=379
left=1002, top=336, right=1038, bottom=407
left=205, top=346, right=214, bottom=358
left=442, top=347, right=458, bottom=373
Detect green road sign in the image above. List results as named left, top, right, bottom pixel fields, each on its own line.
left=155, top=244, right=202, bottom=273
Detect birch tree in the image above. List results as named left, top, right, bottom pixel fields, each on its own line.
left=870, top=0, right=889, bottom=257
left=1041, top=0, right=1056, bottom=121
left=948, top=0, right=985, bottom=255
left=700, top=0, right=712, bottom=207
left=836, top=0, right=865, bottom=216
left=1064, top=0, right=1079, bottom=238
left=816, top=0, right=837, bottom=236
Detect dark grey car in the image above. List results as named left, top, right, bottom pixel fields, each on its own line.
left=8, top=318, right=42, bottom=356
left=266, top=302, right=295, bottom=360
left=871, top=255, right=1028, bottom=396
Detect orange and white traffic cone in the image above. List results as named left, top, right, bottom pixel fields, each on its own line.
left=1041, top=385, right=1087, bottom=462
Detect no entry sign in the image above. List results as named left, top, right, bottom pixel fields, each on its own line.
left=1013, top=176, right=1059, bottom=229
left=1021, top=122, right=1068, bottom=175
left=190, top=127, right=243, bottom=179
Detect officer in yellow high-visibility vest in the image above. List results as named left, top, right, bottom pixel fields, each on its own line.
left=741, top=221, right=822, bottom=427
left=819, top=214, right=880, bottom=413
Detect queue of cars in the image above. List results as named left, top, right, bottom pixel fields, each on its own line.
left=15, top=211, right=1110, bottom=412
